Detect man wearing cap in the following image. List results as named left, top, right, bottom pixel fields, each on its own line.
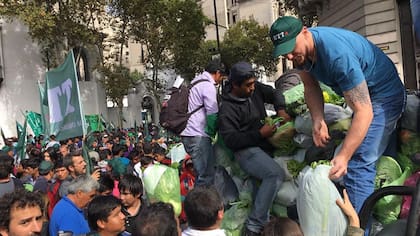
left=218, top=61, right=286, bottom=235
left=180, top=59, right=227, bottom=187
left=1, top=146, right=14, bottom=159
left=269, top=16, right=406, bottom=213
left=33, top=160, right=54, bottom=194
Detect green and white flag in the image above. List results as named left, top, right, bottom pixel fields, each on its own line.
left=27, top=111, right=43, bottom=137
left=38, top=81, right=49, bottom=136
left=45, top=50, right=85, bottom=141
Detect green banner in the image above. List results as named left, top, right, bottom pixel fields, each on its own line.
left=27, top=111, right=43, bottom=137
left=15, top=117, right=27, bottom=161
left=16, top=121, right=23, bottom=139
left=85, top=114, right=104, bottom=132
left=45, top=50, right=85, bottom=141
left=38, top=81, right=49, bottom=136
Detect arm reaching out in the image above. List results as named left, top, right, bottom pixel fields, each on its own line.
left=329, top=80, right=373, bottom=179
left=336, top=189, right=359, bottom=227
left=300, top=71, right=330, bottom=147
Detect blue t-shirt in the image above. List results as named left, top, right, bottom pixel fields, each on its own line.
left=307, top=27, right=404, bottom=100
left=49, top=196, right=90, bottom=236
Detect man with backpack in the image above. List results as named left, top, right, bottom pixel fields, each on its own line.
left=180, top=60, right=226, bottom=187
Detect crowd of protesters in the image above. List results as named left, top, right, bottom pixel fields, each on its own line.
left=0, top=123, right=195, bottom=236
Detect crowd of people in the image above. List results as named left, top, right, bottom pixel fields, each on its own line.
left=0, top=14, right=409, bottom=236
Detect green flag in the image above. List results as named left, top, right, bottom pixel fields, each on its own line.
left=16, top=117, right=27, bottom=161
left=85, top=114, right=103, bottom=132
left=82, top=131, right=95, bottom=175
left=16, top=121, right=23, bottom=139
left=26, top=111, right=43, bottom=137
left=45, top=50, right=85, bottom=141
left=38, top=81, right=49, bottom=136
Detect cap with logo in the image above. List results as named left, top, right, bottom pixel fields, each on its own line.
left=270, top=16, right=303, bottom=58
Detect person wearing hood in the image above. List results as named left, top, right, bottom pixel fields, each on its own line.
left=218, top=61, right=289, bottom=236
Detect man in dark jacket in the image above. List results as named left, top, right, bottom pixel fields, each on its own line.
left=218, top=61, right=287, bottom=236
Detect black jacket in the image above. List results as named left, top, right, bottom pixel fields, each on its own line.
left=218, top=81, right=285, bottom=154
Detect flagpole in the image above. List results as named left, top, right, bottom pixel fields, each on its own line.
left=70, top=50, right=87, bottom=136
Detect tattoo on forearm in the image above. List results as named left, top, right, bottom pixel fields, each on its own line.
left=344, top=82, right=370, bottom=105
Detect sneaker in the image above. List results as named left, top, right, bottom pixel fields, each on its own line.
left=242, top=228, right=261, bottom=236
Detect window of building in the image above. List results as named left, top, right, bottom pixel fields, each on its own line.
left=107, top=95, right=128, bottom=108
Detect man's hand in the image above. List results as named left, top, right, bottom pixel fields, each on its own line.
left=260, top=124, right=276, bottom=138
left=91, top=168, right=101, bottom=181
left=312, top=119, right=330, bottom=147
left=329, top=154, right=349, bottom=180
left=277, top=109, right=292, bottom=124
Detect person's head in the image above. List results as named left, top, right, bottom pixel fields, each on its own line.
left=135, top=202, right=180, bottom=236
left=118, top=174, right=143, bottom=208
left=262, top=217, right=303, bottom=236
left=152, top=145, right=166, bottom=163
left=105, top=140, right=114, bottom=150
left=28, top=147, right=41, bottom=160
left=66, top=175, right=99, bottom=209
left=59, top=143, right=69, bottom=157
left=0, top=189, right=44, bottom=236
left=142, top=142, right=153, bottom=156
left=41, top=150, right=51, bottom=162
left=0, top=153, right=14, bottom=180
left=99, top=149, right=112, bottom=161
left=63, top=150, right=87, bottom=177
left=112, top=144, right=124, bottom=157
left=87, top=195, right=125, bottom=235
left=205, top=59, right=227, bottom=85
left=140, top=155, right=154, bottom=167
left=98, top=174, right=114, bottom=196
left=270, top=16, right=313, bottom=66
left=38, top=160, right=54, bottom=178
left=229, top=61, right=256, bottom=98
left=184, top=186, right=224, bottom=230
left=128, top=149, right=141, bottom=165
left=22, top=158, right=41, bottom=178
left=102, top=134, right=110, bottom=144
left=54, top=159, right=69, bottom=181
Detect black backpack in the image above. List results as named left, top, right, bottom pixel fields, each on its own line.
left=159, top=79, right=207, bottom=135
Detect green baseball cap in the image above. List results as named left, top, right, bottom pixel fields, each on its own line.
left=270, top=16, right=303, bottom=58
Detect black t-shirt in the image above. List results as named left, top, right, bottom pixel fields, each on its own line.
left=122, top=202, right=145, bottom=235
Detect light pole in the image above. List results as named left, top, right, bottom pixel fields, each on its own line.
left=213, top=0, right=221, bottom=52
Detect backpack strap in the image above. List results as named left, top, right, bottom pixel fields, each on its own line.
left=188, top=79, right=211, bottom=115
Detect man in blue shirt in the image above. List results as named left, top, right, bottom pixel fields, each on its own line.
left=270, top=16, right=406, bottom=213
left=49, top=175, right=99, bottom=236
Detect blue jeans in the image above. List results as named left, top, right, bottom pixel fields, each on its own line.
left=235, top=147, right=285, bottom=233
left=181, top=136, right=215, bottom=186
left=344, top=92, right=406, bottom=213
